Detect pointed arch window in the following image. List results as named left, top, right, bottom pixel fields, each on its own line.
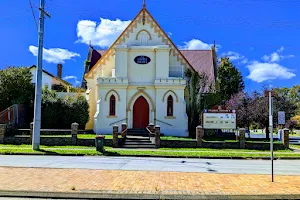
left=137, top=31, right=150, bottom=46
left=109, top=95, right=116, bottom=116
left=167, top=95, right=173, bottom=116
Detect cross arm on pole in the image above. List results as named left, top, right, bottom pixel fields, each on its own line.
left=39, top=8, right=51, bottom=18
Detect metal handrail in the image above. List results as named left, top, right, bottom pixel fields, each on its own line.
left=156, top=119, right=172, bottom=127
left=146, top=126, right=155, bottom=139
left=109, top=118, right=126, bottom=126
left=0, top=105, right=15, bottom=117
left=120, top=128, right=128, bottom=135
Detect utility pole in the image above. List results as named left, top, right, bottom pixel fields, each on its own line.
left=32, top=0, right=50, bottom=150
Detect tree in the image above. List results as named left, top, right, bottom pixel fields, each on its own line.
left=225, top=91, right=251, bottom=129
left=0, top=67, right=34, bottom=111
left=291, top=115, right=300, bottom=128
left=217, top=57, right=244, bottom=101
left=246, top=88, right=297, bottom=140
left=285, top=120, right=298, bottom=134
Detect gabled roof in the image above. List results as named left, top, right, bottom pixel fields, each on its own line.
left=86, top=49, right=216, bottom=81
left=85, top=7, right=196, bottom=79
left=29, top=65, right=71, bottom=86
left=180, top=50, right=215, bottom=81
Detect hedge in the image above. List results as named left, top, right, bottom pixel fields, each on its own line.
left=41, top=92, right=89, bottom=130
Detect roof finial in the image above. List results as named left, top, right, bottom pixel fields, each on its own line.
left=143, top=0, right=146, bottom=8
left=213, top=40, right=216, bottom=48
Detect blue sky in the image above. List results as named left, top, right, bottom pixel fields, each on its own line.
left=0, top=0, right=299, bottom=91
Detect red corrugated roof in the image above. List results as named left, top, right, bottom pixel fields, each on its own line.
left=180, top=50, right=215, bottom=81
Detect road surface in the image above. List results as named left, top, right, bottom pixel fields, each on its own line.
left=0, top=155, right=299, bottom=175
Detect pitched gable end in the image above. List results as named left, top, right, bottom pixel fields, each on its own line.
left=85, top=7, right=194, bottom=79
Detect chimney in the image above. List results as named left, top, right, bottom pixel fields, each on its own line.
left=57, top=64, right=62, bottom=78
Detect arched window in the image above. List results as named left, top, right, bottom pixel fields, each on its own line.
left=137, top=31, right=149, bottom=46
left=109, top=95, right=116, bottom=116
left=167, top=95, right=173, bottom=116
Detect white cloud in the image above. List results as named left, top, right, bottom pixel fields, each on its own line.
left=29, top=46, right=80, bottom=64
left=246, top=61, right=295, bottom=83
left=222, top=51, right=244, bottom=61
left=221, top=51, right=248, bottom=64
left=179, top=39, right=221, bottom=50
left=262, top=47, right=294, bottom=63
left=76, top=18, right=131, bottom=48
left=278, top=46, right=284, bottom=53
left=63, top=76, right=80, bottom=86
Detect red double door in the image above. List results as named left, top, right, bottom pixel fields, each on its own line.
left=133, top=96, right=149, bottom=129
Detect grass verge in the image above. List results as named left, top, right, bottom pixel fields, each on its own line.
left=0, top=144, right=298, bottom=158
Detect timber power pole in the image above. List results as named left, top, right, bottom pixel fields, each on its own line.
left=32, top=0, right=50, bottom=150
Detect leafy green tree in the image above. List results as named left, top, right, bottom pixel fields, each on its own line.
left=185, top=69, right=221, bottom=137
left=247, top=88, right=297, bottom=140
left=217, top=57, right=244, bottom=101
left=0, top=67, right=34, bottom=111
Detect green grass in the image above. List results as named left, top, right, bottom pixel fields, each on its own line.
left=0, top=144, right=298, bottom=158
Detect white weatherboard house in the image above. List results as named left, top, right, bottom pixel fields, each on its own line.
left=83, top=4, right=217, bottom=136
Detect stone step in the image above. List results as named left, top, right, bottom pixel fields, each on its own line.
left=122, top=144, right=156, bottom=148
left=124, top=141, right=153, bottom=145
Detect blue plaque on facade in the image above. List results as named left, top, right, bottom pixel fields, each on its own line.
left=134, top=56, right=151, bottom=64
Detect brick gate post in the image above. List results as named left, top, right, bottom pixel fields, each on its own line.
left=196, top=126, right=203, bottom=147
left=113, top=125, right=119, bottom=148
left=239, top=128, right=246, bottom=149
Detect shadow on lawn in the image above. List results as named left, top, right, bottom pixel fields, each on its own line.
left=103, top=151, right=121, bottom=156
left=37, top=149, right=61, bottom=155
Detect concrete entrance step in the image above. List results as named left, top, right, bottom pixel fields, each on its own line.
left=121, top=134, right=154, bottom=148
left=122, top=144, right=155, bottom=148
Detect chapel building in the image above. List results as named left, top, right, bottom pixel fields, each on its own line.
left=82, top=4, right=217, bottom=136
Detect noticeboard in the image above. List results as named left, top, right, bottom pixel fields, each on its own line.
left=202, top=106, right=237, bottom=129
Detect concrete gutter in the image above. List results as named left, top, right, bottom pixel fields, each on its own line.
left=1, top=152, right=300, bottom=160
left=1, top=190, right=300, bottom=200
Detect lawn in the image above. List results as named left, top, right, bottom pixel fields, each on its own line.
left=0, top=144, right=298, bottom=158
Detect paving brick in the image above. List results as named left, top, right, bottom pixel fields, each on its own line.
left=0, top=167, right=300, bottom=197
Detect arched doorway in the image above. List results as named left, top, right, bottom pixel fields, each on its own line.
left=133, top=96, right=149, bottom=128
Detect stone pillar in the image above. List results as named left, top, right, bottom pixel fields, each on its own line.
left=239, top=128, right=246, bottom=149
left=196, top=126, right=203, bottom=147
left=283, top=128, right=290, bottom=148
left=30, top=122, right=34, bottom=141
left=121, top=123, right=127, bottom=138
left=113, top=125, right=119, bottom=148
left=0, top=124, right=5, bottom=144
left=154, top=125, right=160, bottom=148
left=71, top=122, right=79, bottom=145
left=149, top=123, right=154, bottom=133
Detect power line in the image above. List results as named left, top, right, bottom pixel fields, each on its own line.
left=28, top=0, right=38, bottom=31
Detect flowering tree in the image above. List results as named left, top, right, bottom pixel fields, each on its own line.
left=225, top=92, right=251, bottom=129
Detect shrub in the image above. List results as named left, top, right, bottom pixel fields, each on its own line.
left=4, top=124, right=18, bottom=137
left=51, top=84, right=67, bottom=92
left=41, top=90, right=89, bottom=129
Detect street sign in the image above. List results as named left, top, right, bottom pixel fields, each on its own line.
left=278, top=111, right=285, bottom=125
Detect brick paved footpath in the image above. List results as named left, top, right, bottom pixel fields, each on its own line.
left=0, top=167, right=300, bottom=199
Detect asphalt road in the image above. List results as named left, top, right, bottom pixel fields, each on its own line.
left=0, top=155, right=300, bottom=175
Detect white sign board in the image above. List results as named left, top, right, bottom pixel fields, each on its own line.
left=278, top=111, right=285, bottom=125
left=203, top=113, right=237, bottom=129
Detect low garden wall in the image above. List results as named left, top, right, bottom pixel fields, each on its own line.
left=3, top=136, right=112, bottom=147
left=160, top=140, right=285, bottom=150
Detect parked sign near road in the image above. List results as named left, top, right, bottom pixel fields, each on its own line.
left=278, top=111, right=285, bottom=125
left=202, top=105, right=237, bottom=129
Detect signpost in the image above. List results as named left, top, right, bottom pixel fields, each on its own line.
left=269, top=91, right=274, bottom=182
